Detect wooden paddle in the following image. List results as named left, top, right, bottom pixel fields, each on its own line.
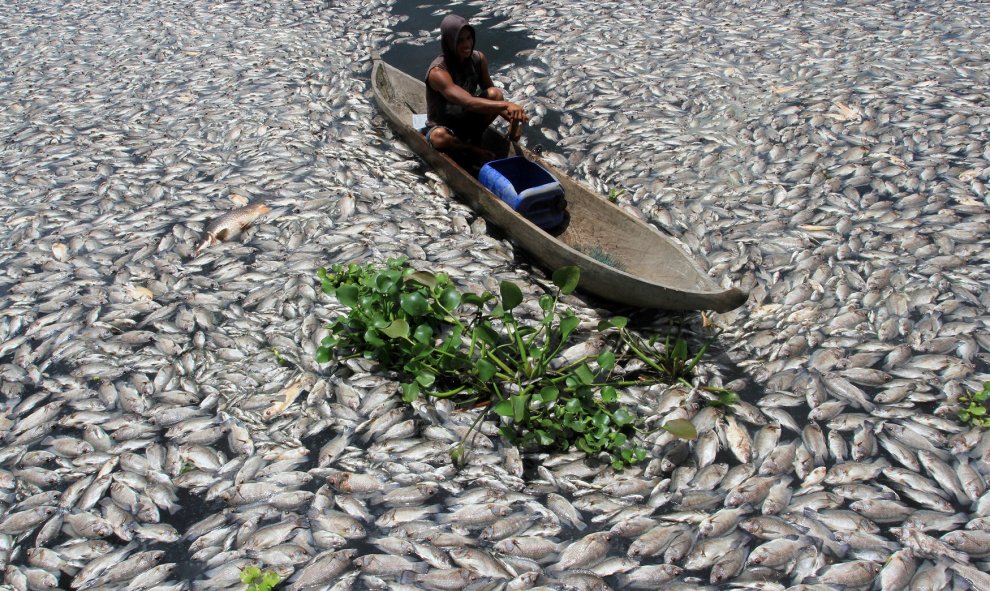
left=507, top=119, right=523, bottom=158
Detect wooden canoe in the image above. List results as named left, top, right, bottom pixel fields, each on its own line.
left=370, top=52, right=747, bottom=312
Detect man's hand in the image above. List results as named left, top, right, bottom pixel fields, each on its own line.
left=502, top=102, right=527, bottom=125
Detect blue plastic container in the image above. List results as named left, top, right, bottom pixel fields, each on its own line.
left=478, top=156, right=566, bottom=230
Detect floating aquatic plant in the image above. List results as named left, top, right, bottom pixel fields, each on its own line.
left=958, top=381, right=990, bottom=428
left=240, top=566, right=280, bottom=591
left=316, top=257, right=711, bottom=469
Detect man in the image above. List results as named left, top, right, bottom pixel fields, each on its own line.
left=423, top=14, right=528, bottom=165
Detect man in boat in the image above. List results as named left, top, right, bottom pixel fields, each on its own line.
left=423, top=13, right=528, bottom=166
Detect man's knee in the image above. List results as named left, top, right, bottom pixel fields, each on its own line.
left=427, top=126, right=455, bottom=149
left=484, top=87, right=504, bottom=101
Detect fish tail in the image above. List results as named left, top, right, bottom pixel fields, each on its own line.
left=408, top=563, right=429, bottom=575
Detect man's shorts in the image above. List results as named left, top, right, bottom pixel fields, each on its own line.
left=423, top=112, right=490, bottom=148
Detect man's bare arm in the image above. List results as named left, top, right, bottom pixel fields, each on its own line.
left=477, top=52, right=496, bottom=90
left=428, top=67, right=526, bottom=123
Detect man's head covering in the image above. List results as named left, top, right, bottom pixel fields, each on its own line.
left=440, top=14, right=475, bottom=65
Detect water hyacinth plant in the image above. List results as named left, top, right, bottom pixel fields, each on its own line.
left=316, top=257, right=706, bottom=469
left=240, top=566, right=280, bottom=591
left=958, top=381, right=990, bottom=428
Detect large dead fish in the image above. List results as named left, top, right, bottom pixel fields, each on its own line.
left=193, top=203, right=271, bottom=255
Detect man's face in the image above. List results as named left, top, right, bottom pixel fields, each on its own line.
left=456, top=29, right=473, bottom=60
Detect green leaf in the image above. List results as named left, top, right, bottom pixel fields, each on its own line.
left=539, top=294, right=555, bottom=311
left=415, top=371, right=436, bottom=388
left=512, top=394, right=530, bottom=423
left=370, top=314, right=389, bottom=330
left=592, top=411, right=610, bottom=428
left=612, top=459, right=625, bottom=470
left=536, top=429, right=554, bottom=446
left=560, top=314, right=580, bottom=340
left=597, top=350, right=615, bottom=371
left=262, top=572, right=281, bottom=588
left=439, top=286, right=462, bottom=311
left=363, top=329, right=384, bottom=348
left=552, top=266, right=580, bottom=294
left=400, top=292, right=429, bottom=316
left=672, top=338, right=689, bottom=362
left=406, top=270, right=437, bottom=290
left=374, top=272, right=397, bottom=293
left=600, top=386, right=617, bottom=403
left=401, top=382, right=420, bottom=403
left=336, top=284, right=359, bottom=307
left=581, top=434, right=601, bottom=451
left=969, top=405, right=986, bottom=416
left=612, top=432, right=627, bottom=446
left=413, top=323, right=433, bottom=344
left=462, top=292, right=493, bottom=307
left=564, top=398, right=583, bottom=415
left=718, top=391, right=739, bottom=406
left=539, top=386, right=558, bottom=403
left=440, top=324, right=464, bottom=353
left=685, top=342, right=709, bottom=374
left=477, top=358, right=497, bottom=382
left=381, top=318, right=409, bottom=339
left=240, top=567, right=261, bottom=584
left=574, top=364, right=594, bottom=385
left=315, top=347, right=331, bottom=364
left=500, top=281, right=523, bottom=311
left=612, top=408, right=633, bottom=427
left=474, top=324, right=499, bottom=347
left=450, top=444, right=465, bottom=466
left=597, top=316, right=628, bottom=331
left=493, top=399, right=513, bottom=417
left=662, top=418, right=698, bottom=440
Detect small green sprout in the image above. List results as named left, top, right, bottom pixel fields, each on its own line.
left=606, top=187, right=625, bottom=203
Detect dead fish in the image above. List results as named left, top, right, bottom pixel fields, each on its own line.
left=194, top=203, right=271, bottom=254
left=337, top=192, right=356, bottom=221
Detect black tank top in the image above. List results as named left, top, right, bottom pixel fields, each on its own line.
left=425, top=51, right=482, bottom=127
